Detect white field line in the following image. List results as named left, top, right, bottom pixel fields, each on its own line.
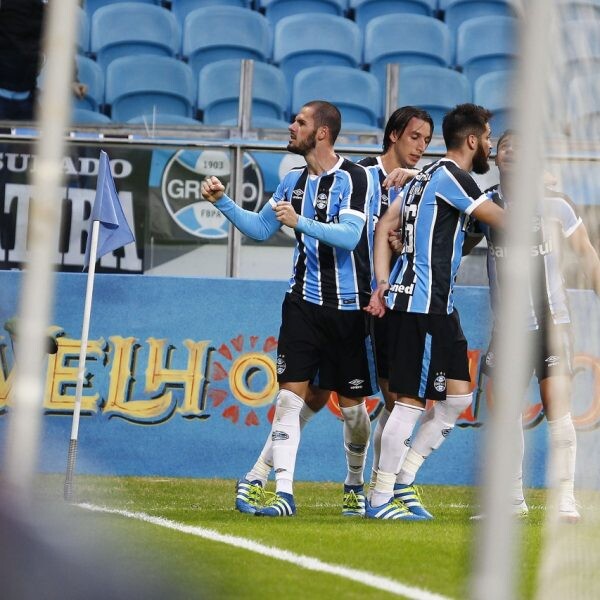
left=77, top=503, right=453, bottom=600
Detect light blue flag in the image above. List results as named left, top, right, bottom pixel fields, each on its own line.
left=84, top=150, right=135, bottom=269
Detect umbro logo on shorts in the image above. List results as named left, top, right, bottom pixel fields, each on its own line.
left=348, top=379, right=364, bottom=389
left=545, top=355, right=560, bottom=367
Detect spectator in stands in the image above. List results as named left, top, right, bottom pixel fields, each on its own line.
left=469, top=130, right=600, bottom=522
left=365, top=104, right=505, bottom=520
left=202, top=100, right=376, bottom=518
left=0, top=0, right=86, bottom=121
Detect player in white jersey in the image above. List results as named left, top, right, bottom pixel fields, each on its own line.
left=472, top=131, right=600, bottom=522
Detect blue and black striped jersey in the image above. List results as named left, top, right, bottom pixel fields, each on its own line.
left=479, top=185, right=582, bottom=329
left=386, top=158, right=488, bottom=314
left=271, top=156, right=372, bottom=310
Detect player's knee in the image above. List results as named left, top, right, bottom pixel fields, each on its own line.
left=274, top=389, right=304, bottom=421
left=438, top=393, right=472, bottom=424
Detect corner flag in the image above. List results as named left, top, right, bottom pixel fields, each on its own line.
left=83, top=150, right=135, bottom=269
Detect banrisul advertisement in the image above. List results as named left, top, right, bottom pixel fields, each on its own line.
left=0, top=271, right=599, bottom=490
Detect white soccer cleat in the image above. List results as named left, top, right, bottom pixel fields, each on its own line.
left=558, top=496, right=581, bottom=523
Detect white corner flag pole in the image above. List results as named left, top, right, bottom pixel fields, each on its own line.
left=64, top=220, right=100, bottom=502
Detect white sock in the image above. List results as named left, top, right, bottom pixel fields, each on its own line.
left=245, top=403, right=317, bottom=485
left=340, top=402, right=371, bottom=487
left=409, top=393, right=472, bottom=459
left=547, top=412, right=577, bottom=503
left=369, top=407, right=391, bottom=496
left=271, top=389, right=304, bottom=495
left=396, top=449, right=425, bottom=486
left=371, top=402, right=423, bottom=506
left=512, top=415, right=525, bottom=504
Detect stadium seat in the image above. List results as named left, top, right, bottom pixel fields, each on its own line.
left=182, top=7, right=272, bottom=80
left=566, top=73, right=600, bottom=139
left=351, top=0, right=437, bottom=33
left=473, top=70, right=513, bottom=137
left=197, top=59, right=288, bottom=125
left=440, top=0, right=518, bottom=41
left=170, top=0, right=252, bottom=27
left=561, top=20, right=600, bottom=77
left=106, top=55, right=195, bottom=122
left=91, top=3, right=180, bottom=71
left=455, top=16, right=517, bottom=84
left=258, top=0, right=346, bottom=26
left=220, top=116, right=290, bottom=128
left=83, top=0, right=162, bottom=18
left=557, top=0, right=600, bottom=20
left=273, top=14, right=362, bottom=86
left=77, top=6, right=90, bottom=54
left=292, top=66, right=381, bottom=129
left=74, top=56, right=105, bottom=111
left=364, top=14, right=452, bottom=87
left=395, top=65, right=471, bottom=133
left=71, top=108, right=112, bottom=124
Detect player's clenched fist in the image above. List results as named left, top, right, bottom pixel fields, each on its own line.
left=201, top=176, right=225, bottom=203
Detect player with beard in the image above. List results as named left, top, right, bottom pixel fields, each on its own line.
left=364, top=104, right=505, bottom=520
left=225, top=106, right=434, bottom=520
left=202, top=100, right=376, bottom=517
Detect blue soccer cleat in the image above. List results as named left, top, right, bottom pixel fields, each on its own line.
left=365, top=497, right=426, bottom=521
left=235, top=478, right=264, bottom=514
left=342, top=485, right=366, bottom=517
left=393, top=484, right=434, bottom=520
left=255, top=492, right=296, bottom=517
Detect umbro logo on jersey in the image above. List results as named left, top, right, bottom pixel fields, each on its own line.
left=381, top=193, right=389, bottom=206
left=292, top=188, right=304, bottom=199
left=348, top=379, right=364, bottom=389
left=545, top=355, right=560, bottom=367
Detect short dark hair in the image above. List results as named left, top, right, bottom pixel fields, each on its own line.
left=382, top=106, right=434, bottom=152
left=442, top=103, right=492, bottom=150
left=497, top=129, right=515, bottom=151
left=304, top=100, right=342, bottom=144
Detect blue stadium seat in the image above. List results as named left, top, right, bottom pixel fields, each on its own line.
left=170, top=0, right=252, bottom=27
left=78, top=7, right=90, bottom=54
left=74, top=56, right=105, bottom=111
left=364, top=15, right=452, bottom=87
left=395, top=65, right=471, bottom=133
left=258, top=0, right=346, bottom=26
left=106, top=55, right=195, bottom=122
left=473, top=70, right=514, bottom=137
left=440, top=0, right=517, bottom=41
left=566, top=73, right=600, bottom=139
left=71, top=108, right=112, bottom=124
left=557, top=0, right=600, bottom=20
left=91, top=3, right=180, bottom=71
left=220, top=116, right=290, bottom=128
left=351, top=0, right=437, bottom=32
left=292, top=66, right=381, bottom=129
left=83, top=0, right=162, bottom=18
left=455, top=16, right=517, bottom=84
left=273, top=14, right=362, bottom=87
left=182, top=7, right=272, bottom=80
left=197, top=59, right=288, bottom=125
left=561, top=21, right=600, bottom=77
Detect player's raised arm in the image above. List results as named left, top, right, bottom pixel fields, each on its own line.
left=201, top=175, right=280, bottom=241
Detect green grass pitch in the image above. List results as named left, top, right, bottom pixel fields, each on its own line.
left=30, top=475, right=551, bottom=599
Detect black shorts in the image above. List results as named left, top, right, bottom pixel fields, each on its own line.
left=276, top=293, right=377, bottom=398
left=387, top=309, right=470, bottom=401
left=373, top=313, right=390, bottom=380
left=482, top=323, right=573, bottom=386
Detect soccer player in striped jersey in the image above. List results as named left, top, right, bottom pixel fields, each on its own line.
left=202, top=101, right=376, bottom=517
left=472, top=130, right=600, bottom=522
left=229, top=106, right=434, bottom=519
left=364, top=104, right=506, bottom=520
